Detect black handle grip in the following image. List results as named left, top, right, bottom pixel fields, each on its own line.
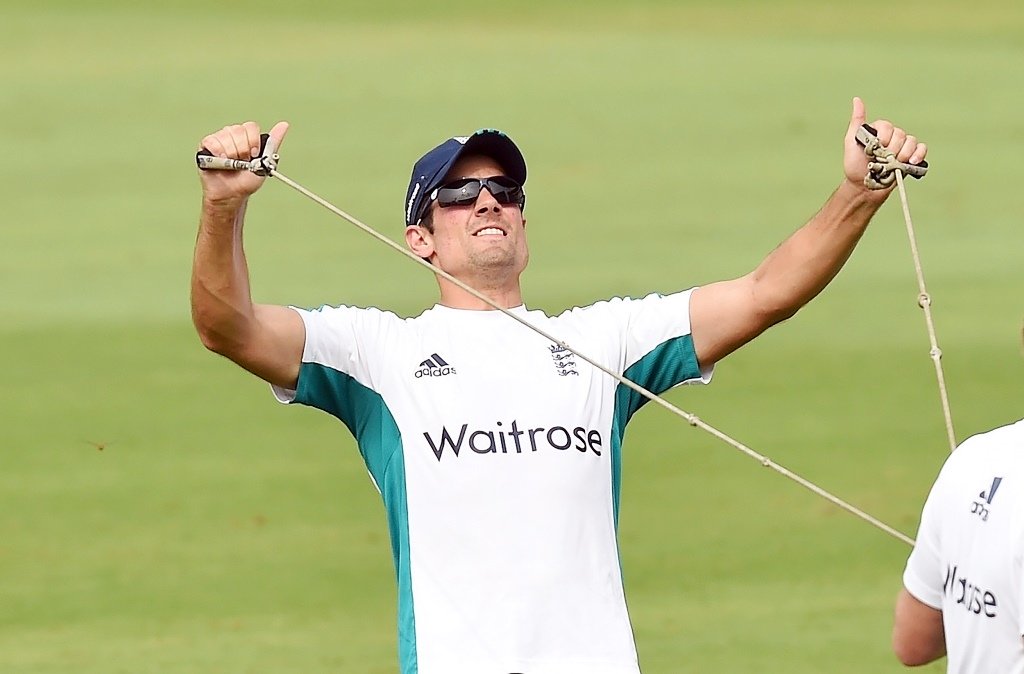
left=196, top=133, right=270, bottom=169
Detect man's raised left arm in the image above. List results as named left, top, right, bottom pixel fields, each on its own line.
left=689, top=97, right=928, bottom=366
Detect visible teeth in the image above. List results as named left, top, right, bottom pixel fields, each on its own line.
left=475, top=228, right=504, bottom=236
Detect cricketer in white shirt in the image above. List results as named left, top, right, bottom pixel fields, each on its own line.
left=899, top=419, right=1024, bottom=672
left=193, top=107, right=929, bottom=674
left=273, top=290, right=711, bottom=674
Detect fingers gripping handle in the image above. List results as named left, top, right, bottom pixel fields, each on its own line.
left=195, top=133, right=268, bottom=169
left=855, top=124, right=928, bottom=189
left=196, top=133, right=279, bottom=176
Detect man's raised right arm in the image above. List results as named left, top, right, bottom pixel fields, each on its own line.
left=191, top=121, right=305, bottom=391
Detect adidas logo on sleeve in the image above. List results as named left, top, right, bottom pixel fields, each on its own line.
left=414, top=353, right=456, bottom=378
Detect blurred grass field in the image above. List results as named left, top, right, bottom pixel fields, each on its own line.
left=1, top=1, right=1022, bottom=672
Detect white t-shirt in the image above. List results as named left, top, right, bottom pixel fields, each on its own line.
left=273, top=290, right=711, bottom=674
left=903, top=419, right=1024, bottom=673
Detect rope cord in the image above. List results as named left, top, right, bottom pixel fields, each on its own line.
left=893, top=171, right=957, bottom=452
left=268, top=167, right=916, bottom=547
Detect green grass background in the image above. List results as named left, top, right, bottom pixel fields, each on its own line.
left=2, top=1, right=1022, bottom=671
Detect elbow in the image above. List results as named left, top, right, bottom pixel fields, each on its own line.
left=191, top=307, right=241, bottom=357
left=766, top=303, right=800, bottom=326
left=892, top=642, right=919, bottom=667
left=748, top=281, right=803, bottom=329
left=191, top=308, right=220, bottom=353
left=892, top=629, right=944, bottom=667
left=194, top=327, right=247, bottom=360
left=893, top=643, right=936, bottom=668
left=754, top=300, right=800, bottom=332
left=195, top=326, right=226, bottom=355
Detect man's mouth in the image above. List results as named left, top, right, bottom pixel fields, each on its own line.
left=473, top=227, right=507, bottom=237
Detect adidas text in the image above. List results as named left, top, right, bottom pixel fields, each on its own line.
left=415, top=365, right=456, bottom=378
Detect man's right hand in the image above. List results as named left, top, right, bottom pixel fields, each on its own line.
left=197, top=121, right=290, bottom=204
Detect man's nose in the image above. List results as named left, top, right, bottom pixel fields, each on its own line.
left=474, top=186, right=502, bottom=215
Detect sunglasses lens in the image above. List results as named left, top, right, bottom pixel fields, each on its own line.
left=483, top=177, right=523, bottom=205
left=436, top=179, right=482, bottom=207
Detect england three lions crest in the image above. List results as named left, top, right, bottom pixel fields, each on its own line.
left=549, top=344, right=578, bottom=376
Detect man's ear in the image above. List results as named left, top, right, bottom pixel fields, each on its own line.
left=405, top=225, right=434, bottom=260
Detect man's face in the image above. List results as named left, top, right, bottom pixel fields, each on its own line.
left=413, top=154, right=529, bottom=282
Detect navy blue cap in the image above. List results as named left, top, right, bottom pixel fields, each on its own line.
left=404, top=129, right=527, bottom=226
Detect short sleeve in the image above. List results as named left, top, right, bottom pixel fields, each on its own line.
left=561, top=290, right=712, bottom=395
left=271, top=304, right=402, bottom=404
left=621, top=289, right=712, bottom=388
left=902, top=471, right=947, bottom=609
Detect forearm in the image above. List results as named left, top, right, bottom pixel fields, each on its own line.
left=750, top=179, right=888, bottom=320
left=190, top=196, right=258, bottom=354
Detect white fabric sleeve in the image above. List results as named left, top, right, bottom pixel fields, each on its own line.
left=1016, top=535, right=1024, bottom=638
left=271, top=304, right=401, bottom=403
left=564, top=289, right=712, bottom=386
left=620, top=289, right=712, bottom=383
left=902, top=471, right=947, bottom=610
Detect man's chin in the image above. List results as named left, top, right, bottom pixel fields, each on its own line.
left=470, top=247, right=516, bottom=266
left=465, top=250, right=527, bottom=278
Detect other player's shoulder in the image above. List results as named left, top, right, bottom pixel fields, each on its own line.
left=939, top=418, right=1024, bottom=481
left=957, top=419, right=1024, bottom=454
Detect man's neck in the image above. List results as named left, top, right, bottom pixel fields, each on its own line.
left=436, top=276, right=524, bottom=310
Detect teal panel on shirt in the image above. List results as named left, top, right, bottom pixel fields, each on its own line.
left=609, top=334, right=700, bottom=527
left=293, top=363, right=418, bottom=674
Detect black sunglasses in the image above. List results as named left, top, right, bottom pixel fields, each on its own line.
left=431, top=175, right=526, bottom=210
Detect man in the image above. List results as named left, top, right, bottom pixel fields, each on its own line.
left=192, top=98, right=926, bottom=674
left=893, top=352, right=1024, bottom=670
